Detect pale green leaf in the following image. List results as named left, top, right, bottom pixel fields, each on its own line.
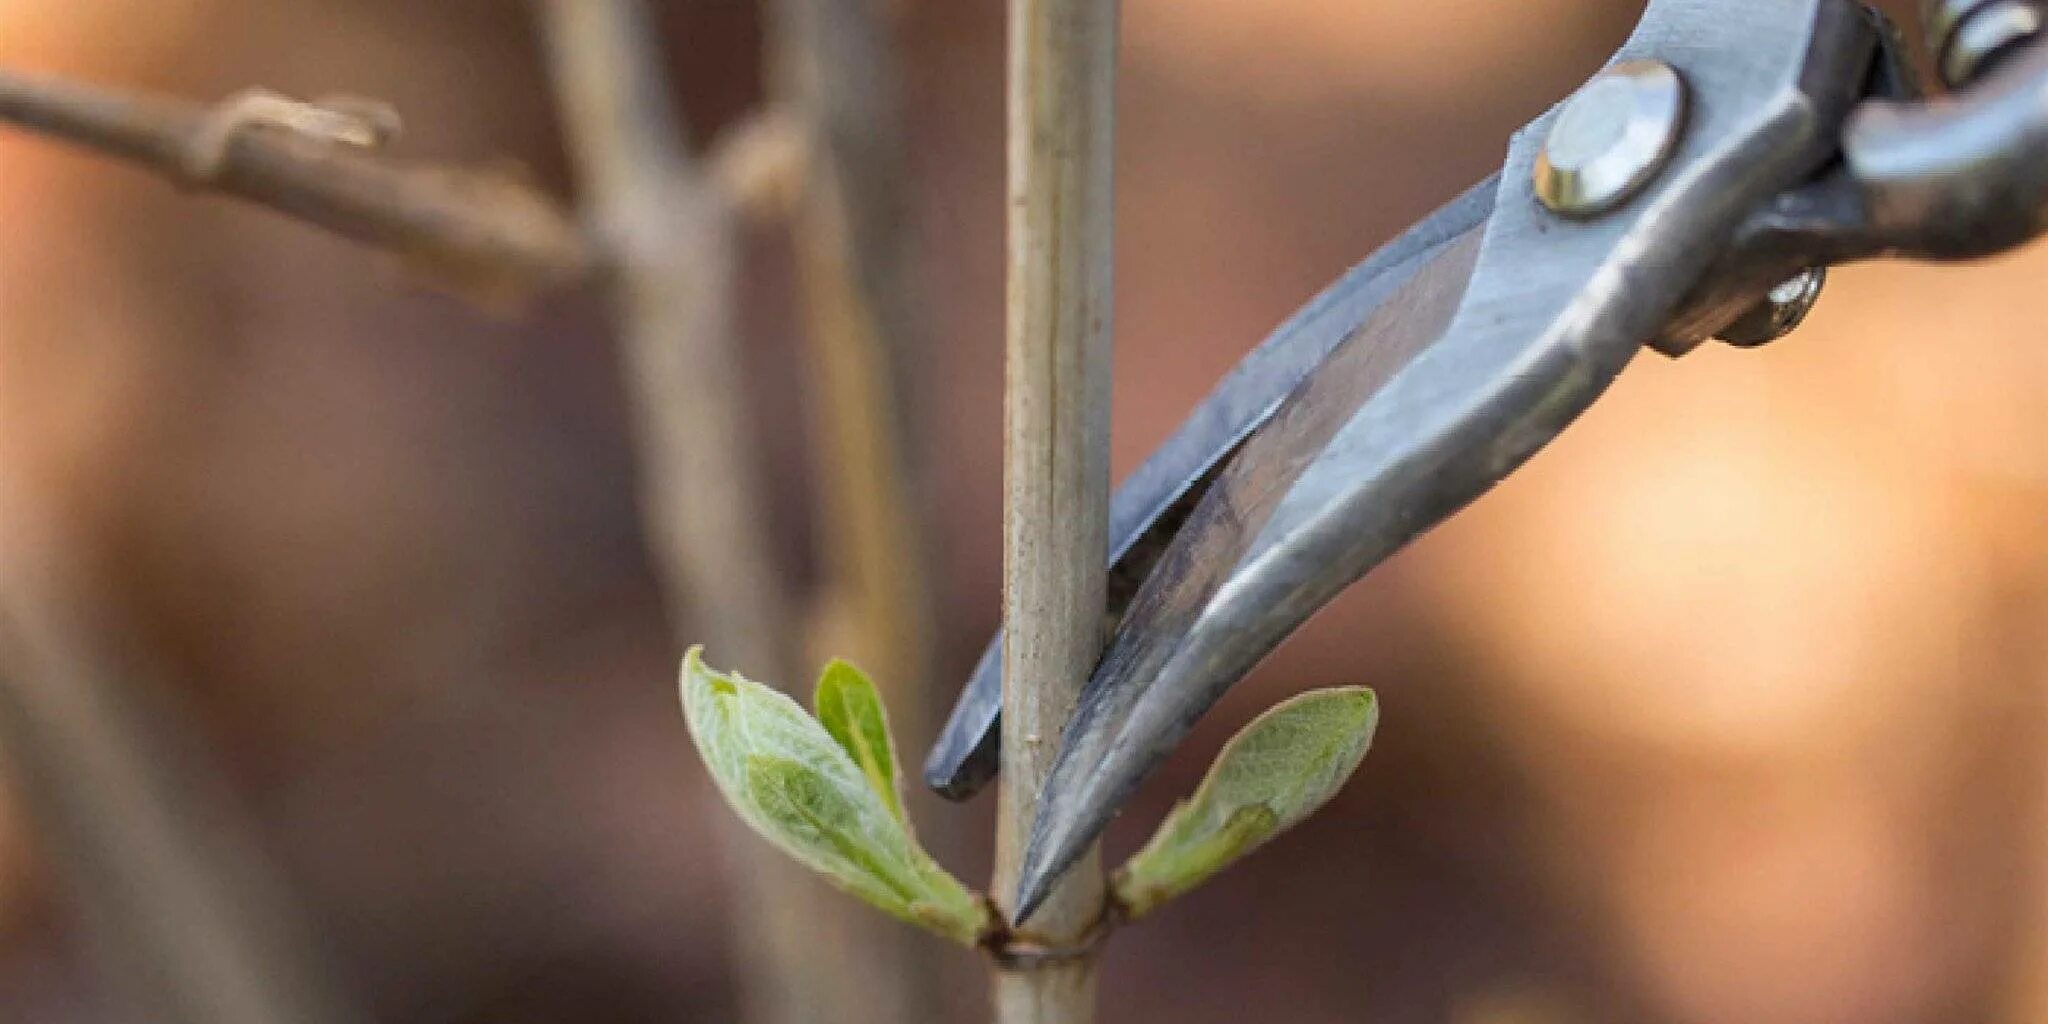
left=679, top=647, right=990, bottom=945
left=812, top=659, right=906, bottom=826
left=1114, top=686, right=1378, bottom=918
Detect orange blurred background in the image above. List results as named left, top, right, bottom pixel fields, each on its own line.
left=0, top=1, right=2044, bottom=1021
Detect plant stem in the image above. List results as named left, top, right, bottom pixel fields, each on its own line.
left=769, top=1, right=946, bottom=1020
left=534, top=4, right=885, bottom=1022
left=992, top=0, right=1119, bottom=1020
left=768, top=0, right=935, bottom=768
left=0, top=69, right=590, bottom=300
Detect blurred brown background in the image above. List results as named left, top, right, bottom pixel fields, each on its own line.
left=1, top=0, right=2044, bottom=1021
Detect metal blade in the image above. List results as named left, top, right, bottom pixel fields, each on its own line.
left=1010, top=0, right=1878, bottom=921
left=1014, top=230, right=1494, bottom=921
left=923, top=177, right=1501, bottom=799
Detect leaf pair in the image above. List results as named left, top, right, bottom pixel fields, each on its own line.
left=679, top=648, right=991, bottom=945
left=681, top=647, right=1380, bottom=937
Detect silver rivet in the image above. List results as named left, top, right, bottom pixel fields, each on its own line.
left=1717, top=268, right=1827, bottom=347
left=1925, top=0, right=2000, bottom=48
left=1533, top=59, right=1688, bottom=218
left=1938, top=0, right=2043, bottom=86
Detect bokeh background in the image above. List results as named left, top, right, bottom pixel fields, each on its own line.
left=1, top=0, right=2045, bottom=1021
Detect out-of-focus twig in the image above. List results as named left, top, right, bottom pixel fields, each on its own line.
left=533, top=0, right=787, bottom=675
left=0, top=69, right=593, bottom=300
left=768, top=0, right=936, bottom=792
left=533, top=3, right=903, bottom=1023
left=767, top=1, right=944, bottom=1020
left=707, top=109, right=804, bottom=223
left=994, top=0, right=1120, bottom=1020
left=0, top=545, right=365, bottom=1024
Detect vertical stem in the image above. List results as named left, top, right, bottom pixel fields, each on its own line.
left=534, top=0, right=789, bottom=676
left=769, top=2, right=944, bottom=1021
left=535, top=4, right=879, bottom=1022
left=993, top=0, right=1118, bottom=1021
left=768, top=0, right=935, bottom=755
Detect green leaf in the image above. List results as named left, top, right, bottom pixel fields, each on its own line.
left=812, top=659, right=906, bottom=826
left=1113, top=686, right=1378, bottom=919
left=679, top=647, right=991, bottom=945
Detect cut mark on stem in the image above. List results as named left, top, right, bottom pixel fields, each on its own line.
left=976, top=891, right=1126, bottom=972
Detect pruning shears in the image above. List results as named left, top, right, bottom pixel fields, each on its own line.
left=927, top=0, right=2048, bottom=921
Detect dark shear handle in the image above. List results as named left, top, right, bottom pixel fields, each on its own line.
left=1849, top=36, right=2048, bottom=258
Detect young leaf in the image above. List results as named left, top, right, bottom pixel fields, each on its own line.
left=812, top=659, right=906, bottom=826
left=1114, top=686, right=1378, bottom=919
left=679, top=647, right=990, bottom=945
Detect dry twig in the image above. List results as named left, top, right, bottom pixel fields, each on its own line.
left=0, top=69, right=592, bottom=300
left=533, top=2, right=912, bottom=1022
left=993, top=0, right=1120, bottom=1020
left=768, top=0, right=937, bottom=791
left=767, top=2, right=944, bottom=1019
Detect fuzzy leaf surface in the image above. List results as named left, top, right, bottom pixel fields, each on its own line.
left=1115, top=687, right=1378, bottom=918
left=680, top=648, right=988, bottom=944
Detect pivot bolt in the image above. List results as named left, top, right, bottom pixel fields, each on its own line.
left=1926, top=0, right=2044, bottom=87
left=1533, top=59, right=1688, bottom=218
left=1717, top=268, right=1827, bottom=347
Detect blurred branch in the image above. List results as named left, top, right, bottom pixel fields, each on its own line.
left=0, top=69, right=593, bottom=301
left=767, top=0, right=945, bottom=1020
left=532, top=0, right=787, bottom=713
left=768, top=0, right=936, bottom=782
left=707, top=108, right=804, bottom=223
left=994, top=0, right=1119, bottom=1020
left=533, top=3, right=912, bottom=1023
left=0, top=558, right=364, bottom=1024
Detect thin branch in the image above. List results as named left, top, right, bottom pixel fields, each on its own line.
left=0, top=71, right=530, bottom=1024
left=767, top=2, right=944, bottom=1021
left=706, top=108, right=804, bottom=223
left=993, top=0, right=1120, bottom=1021
left=0, top=69, right=592, bottom=301
left=533, top=0, right=786, bottom=703
left=768, top=0, right=936, bottom=780
left=533, top=3, right=905, bottom=1023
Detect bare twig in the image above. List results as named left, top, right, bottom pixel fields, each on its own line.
left=533, top=3, right=905, bottom=1022
left=993, top=0, right=1120, bottom=1020
left=706, top=109, right=804, bottom=223
left=767, top=2, right=943, bottom=1019
left=0, top=59, right=596, bottom=1024
left=0, top=544, right=364, bottom=1024
left=768, top=0, right=936, bottom=785
left=533, top=0, right=786, bottom=672
left=0, top=69, right=592, bottom=300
